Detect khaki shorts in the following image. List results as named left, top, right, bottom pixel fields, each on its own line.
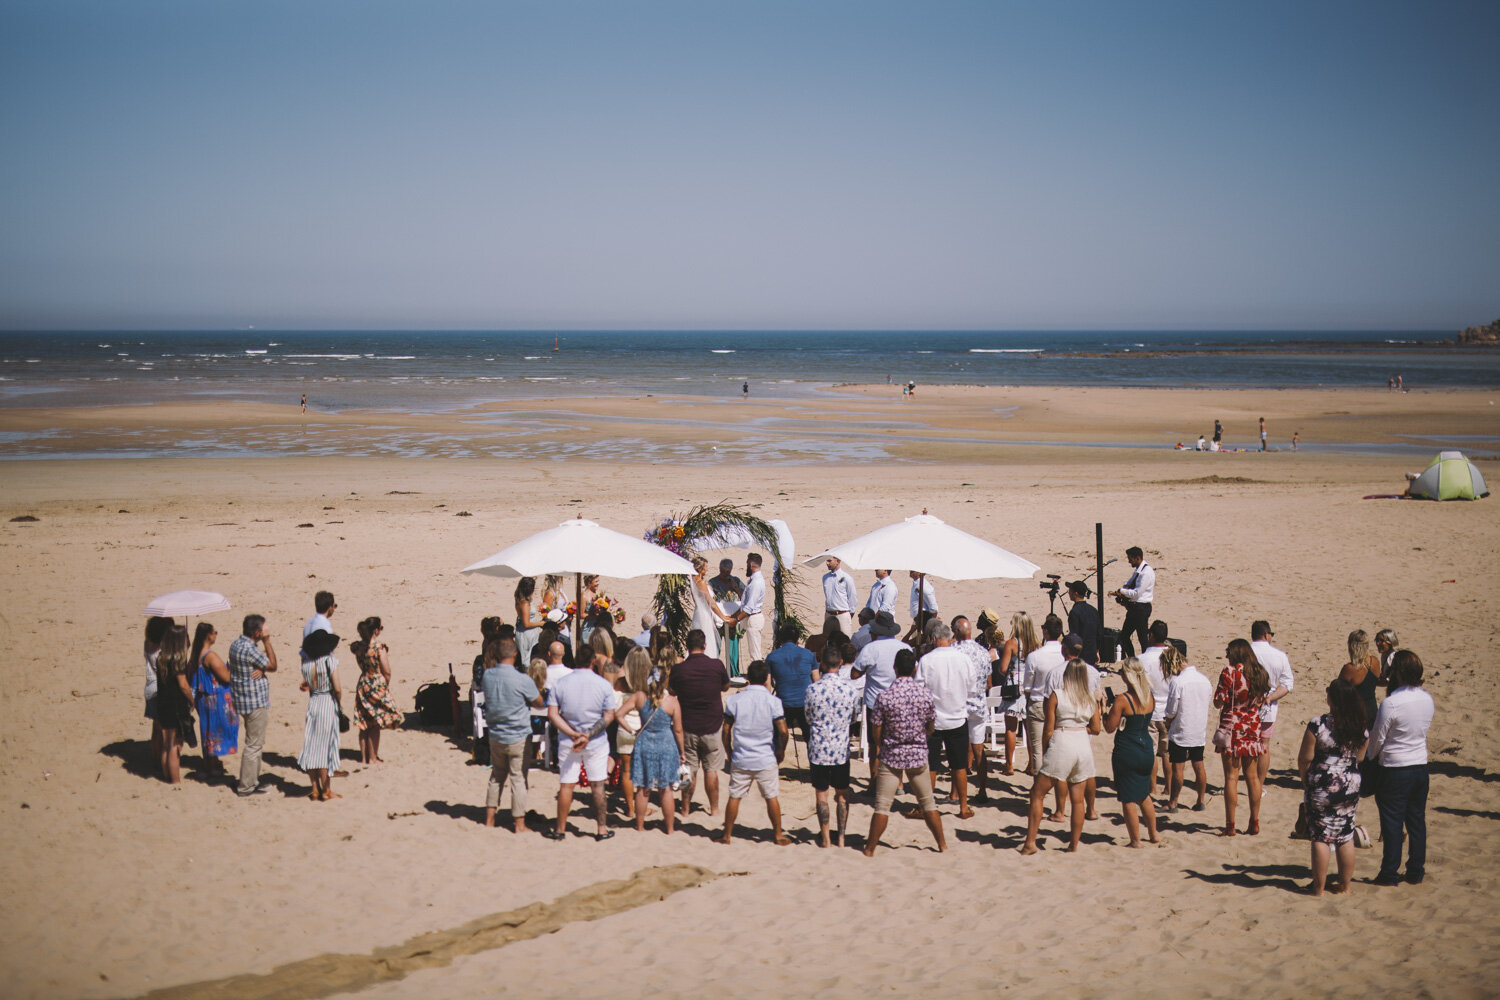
left=872, top=762, right=936, bottom=815
left=728, top=765, right=779, bottom=800
left=683, top=731, right=726, bottom=774
left=1153, top=719, right=1170, bottom=758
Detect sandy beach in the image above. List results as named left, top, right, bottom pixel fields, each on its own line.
left=2, top=385, right=1497, bottom=1000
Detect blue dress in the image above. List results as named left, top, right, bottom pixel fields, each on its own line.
left=630, top=702, right=680, bottom=790
left=192, top=660, right=240, bottom=757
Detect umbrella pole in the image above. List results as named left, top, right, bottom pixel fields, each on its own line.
left=575, top=573, right=583, bottom=662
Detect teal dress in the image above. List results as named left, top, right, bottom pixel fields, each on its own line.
left=630, top=702, right=680, bottom=790
left=1111, top=694, right=1154, bottom=804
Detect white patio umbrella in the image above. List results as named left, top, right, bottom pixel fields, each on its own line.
left=142, top=589, right=232, bottom=618
left=803, top=510, right=1039, bottom=619
left=461, top=516, right=695, bottom=641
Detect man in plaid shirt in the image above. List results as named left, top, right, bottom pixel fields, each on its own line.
left=228, top=614, right=279, bottom=796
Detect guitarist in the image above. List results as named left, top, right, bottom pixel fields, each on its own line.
left=1108, top=546, right=1155, bottom=657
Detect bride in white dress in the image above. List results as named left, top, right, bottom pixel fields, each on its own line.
left=689, top=556, right=728, bottom=659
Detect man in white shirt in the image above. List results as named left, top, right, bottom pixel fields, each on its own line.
left=303, top=590, right=335, bottom=639
left=1136, top=621, right=1172, bottom=796
left=951, top=616, right=995, bottom=802
left=908, top=572, right=939, bottom=621
left=1250, top=620, right=1294, bottom=784
left=919, top=622, right=977, bottom=818
left=1367, top=650, right=1435, bottom=885
left=1108, top=546, right=1154, bottom=657
left=851, top=611, right=910, bottom=773
left=633, top=614, right=654, bottom=649
left=865, top=569, right=897, bottom=616
left=821, top=557, right=858, bottom=635
left=1162, top=657, right=1212, bottom=811
left=1021, top=615, right=1066, bottom=778
left=728, top=553, right=767, bottom=662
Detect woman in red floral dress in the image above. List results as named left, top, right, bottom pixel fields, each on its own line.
left=1214, top=638, right=1270, bottom=837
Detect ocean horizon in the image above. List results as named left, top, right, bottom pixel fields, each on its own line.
left=2, top=329, right=1495, bottom=413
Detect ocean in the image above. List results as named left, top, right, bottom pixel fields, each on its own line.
left=1, top=329, right=1495, bottom=413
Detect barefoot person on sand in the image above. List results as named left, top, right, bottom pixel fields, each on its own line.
left=155, top=624, right=195, bottom=784
left=352, top=617, right=402, bottom=764
left=864, top=649, right=946, bottom=856
left=1103, top=658, right=1160, bottom=848
left=1214, top=638, right=1268, bottom=835
left=1160, top=645, right=1210, bottom=812
left=298, top=629, right=343, bottom=802
left=1298, top=678, right=1368, bottom=895
left=804, top=643, right=860, bottom=847
left=1020, top=659, right=1101, bottom=855
left=719, top=659, right=791, bottom=846
left=620, top=656, right=685, bottom=834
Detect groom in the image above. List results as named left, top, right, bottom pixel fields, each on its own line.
left=728, top=553, right=767, bottom=662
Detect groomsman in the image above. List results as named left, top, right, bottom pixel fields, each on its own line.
left=866, top=569, right=897, bottom=616
left=822, top=557, right=858, bottom=634
left=729, top=553, right=768, bottom=662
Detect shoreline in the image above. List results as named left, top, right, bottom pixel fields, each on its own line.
left=1, top=385, right=1497, bottom=464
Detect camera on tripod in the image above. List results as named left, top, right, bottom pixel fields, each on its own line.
left=1038, top=573, right=1062, bottom=597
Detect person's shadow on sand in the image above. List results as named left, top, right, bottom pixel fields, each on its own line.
left=1182, top=862, right=1303, bottom=892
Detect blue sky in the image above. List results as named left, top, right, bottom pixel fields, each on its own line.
left=1, top=0, right=1496, bottom=331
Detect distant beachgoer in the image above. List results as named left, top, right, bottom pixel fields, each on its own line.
left=300, top=394, right=306, bottom=413
left=1292, top=431, right=1299, bottom=451
left=1387, top=375, right=1396, bottom=392
left=1397, top=373, right=1405, bottom=392
left=1197, top=434, right=1207, bottom=451
left=1213, top=419, right=1223, bottom=445
left=908, top=381, right=917, bottom=398
left=742, top=381, right=749, bottom=397
left=1259, top=417, right=1267, bottom=452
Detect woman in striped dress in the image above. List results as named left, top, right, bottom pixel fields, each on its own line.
left=299, top=629, right=344, bottom=801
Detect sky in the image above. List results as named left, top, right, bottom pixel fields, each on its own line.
left=1, top=0, right=1496, bottom=332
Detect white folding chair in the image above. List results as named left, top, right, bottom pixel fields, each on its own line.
left=984, top=693, right=1008, bottom=752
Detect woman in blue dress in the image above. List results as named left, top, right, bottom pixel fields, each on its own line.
left=619, top=663, right=685, bottom=834
left=190, top=622, right=240, bottom=778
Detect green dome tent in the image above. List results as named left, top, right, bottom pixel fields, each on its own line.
left=1409, top=451, right=1489, bottom=500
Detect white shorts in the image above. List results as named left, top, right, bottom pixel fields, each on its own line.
left=727, top=765, right=780, bottom=800
left=558, top=739, right=610, bottom=785
left=967, top=712, right=987, bottom=745
left=1040, top=730, right=1095, bottom=784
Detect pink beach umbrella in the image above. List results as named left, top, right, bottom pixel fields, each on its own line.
left=142, top=589, right=233, bottom=619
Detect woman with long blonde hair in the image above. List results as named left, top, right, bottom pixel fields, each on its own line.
left=997, top=612, right=1039, bottom=775
left=1020, top=659, right=1102, bottom=855
left=1103, top=657, right=1159, bottom=847
left=613, top=647, right=651, bottom=820
left=1339, top=629, right=1381, bottom=733
left=619, top=646, right=685, bottom=833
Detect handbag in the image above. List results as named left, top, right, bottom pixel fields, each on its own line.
left=337, top=708, right=351, bottom=734
left=1212, top=720, right=1234, bottom=752
left=1353, top=824, right=1373, bottom=849
left=1358, top=757, right=1382, bottom=798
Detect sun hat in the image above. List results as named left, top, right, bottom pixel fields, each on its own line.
left=869, top=611, right=900, bottom=638
left=302, top=628, right=341, bottom=659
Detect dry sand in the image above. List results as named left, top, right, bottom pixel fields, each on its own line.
left=1, top=385, right=1497, bottom=999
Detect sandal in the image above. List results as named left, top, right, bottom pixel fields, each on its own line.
left=595, top=831, right=615, bottom=842
left=541, top=828, right=567, bottom=841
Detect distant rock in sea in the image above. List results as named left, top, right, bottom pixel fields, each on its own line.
left=1456, top=319, right=1499, bottom=345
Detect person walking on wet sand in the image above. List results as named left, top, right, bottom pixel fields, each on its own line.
left=1213, top=419, right=1223, bottom=447
left=719, top=659, right=791, bottom=846
left=1259, top=416, right=1267, bottom=452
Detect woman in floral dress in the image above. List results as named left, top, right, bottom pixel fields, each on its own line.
left=1297, top=678, right=1369, bottom=896
left=353, top=617, right=402, bottom=763
left=1214, top=638, right=1270, bottom=836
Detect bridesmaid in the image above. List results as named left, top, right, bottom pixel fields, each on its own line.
left=190, top=622, right=239, bottom=777
left=514, top=577, right=544, bottom=666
